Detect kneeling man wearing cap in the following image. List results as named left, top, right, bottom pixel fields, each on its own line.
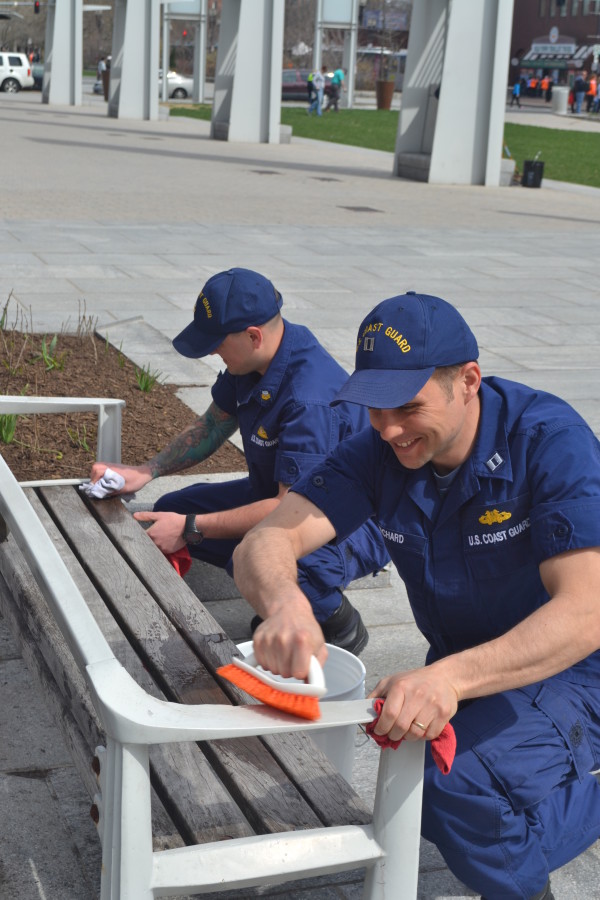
left=233, top=291, right=600, bottom=900
left=90, top=267, right=389, bottom=656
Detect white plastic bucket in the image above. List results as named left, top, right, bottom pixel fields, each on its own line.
left=236, top=642, right=365, bottom=783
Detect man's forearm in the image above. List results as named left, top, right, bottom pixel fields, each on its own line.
left=147, top=402, right=237, bottom=477
left=193, top=495, right=283, bottom=541
left=233, top=525, right=307, bottom=620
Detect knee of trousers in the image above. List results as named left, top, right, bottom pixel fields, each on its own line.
left=421, top=751, right=502, bottom=851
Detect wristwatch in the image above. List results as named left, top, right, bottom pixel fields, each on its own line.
left=183, top=513, right=204, bottom=545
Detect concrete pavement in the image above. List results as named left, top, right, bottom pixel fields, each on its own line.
left=1, top=87, right=600, bottom=898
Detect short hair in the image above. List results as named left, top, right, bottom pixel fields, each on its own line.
left=432, top=364, right=468, bottom=401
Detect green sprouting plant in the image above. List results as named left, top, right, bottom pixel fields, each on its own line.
left=118, top=341, right=126, bottom=368
left=66, top=423, right=92, bottom=454
left=0, top=413, right=18, bottom=444
left=0, top=296, right=10, bottom=330
left=32, top=334, right=67, bottom=371
left=0, top=386, right=29, bottom=445
left=135, top=363, right=163, bottom=393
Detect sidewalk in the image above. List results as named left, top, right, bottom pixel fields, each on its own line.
left=1, top=89, right=599, bottom=898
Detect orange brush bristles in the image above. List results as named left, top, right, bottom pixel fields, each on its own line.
left=216, top=663, right=321, bottom=721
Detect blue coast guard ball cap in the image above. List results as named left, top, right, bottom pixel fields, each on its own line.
left=173, top=268, right=283, bottom=358
left=333, top=292, right=478, bottom=409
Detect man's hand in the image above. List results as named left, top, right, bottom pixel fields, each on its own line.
left=251, top=595, right=328, bottom=681
left=90, top=462, right=152, bottom=495
left=134, top=510, right=186, bottom=554
left=368, top=665, right=459, bottom=743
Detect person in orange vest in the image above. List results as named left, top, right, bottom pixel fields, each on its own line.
left=587, top=75, right=597, bottom=113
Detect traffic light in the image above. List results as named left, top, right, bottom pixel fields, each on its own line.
left=34, top=1, right=40, bottom=12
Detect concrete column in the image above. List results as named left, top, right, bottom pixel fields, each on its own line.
left=42, top=0, right=83, bottom=107
left=393, top=0, right=446, bottom=180
left=342, top=1, right=359, bottom=110
left=193, top=0, right=208, bottom=104
left=109, top=0, right=161, bottom=120
left=211, top=0, right=284, bottom=143
left=395, top=0, right=515, bottom=187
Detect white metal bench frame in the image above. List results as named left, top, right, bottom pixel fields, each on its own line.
left=0, top=395, right=124, bottom=486
left=0, top=398, right=425, bottom=899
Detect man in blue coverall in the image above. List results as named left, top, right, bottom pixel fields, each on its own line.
left=90, top=268, right=389, bottom=654
left=233, top=292, right=600, bottom=900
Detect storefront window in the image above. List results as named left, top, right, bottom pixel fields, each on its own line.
left=549, top=0, right=556, bottom=15
left=572, top=0, right=579, bottom=14
left=539, top=0, right=547, bottom=14
left=582, top=0, right=591, bottom=13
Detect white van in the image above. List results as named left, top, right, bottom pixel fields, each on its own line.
left=0, top=53, right=34, bottom=92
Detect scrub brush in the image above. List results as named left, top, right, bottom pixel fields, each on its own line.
left=217, top=651, right=326, bottom=721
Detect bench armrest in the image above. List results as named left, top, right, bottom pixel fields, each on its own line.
left=87, top=656, right=376, bottom=745
left=0, top=396, right=125, bottom=484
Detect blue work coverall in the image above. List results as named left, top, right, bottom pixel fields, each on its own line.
left=291, top=376, right=600, bottom=898
left=155, top=320, right=389, bottom=620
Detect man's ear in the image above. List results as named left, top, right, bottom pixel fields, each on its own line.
left=462, top=362, right=482, bottom=401
left=246, top=326, right=263, bottom=349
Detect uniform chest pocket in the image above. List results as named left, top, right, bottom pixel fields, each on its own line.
left=379, top=527, right=427, bottom=586
left=464, top=493, right=532, bottom=581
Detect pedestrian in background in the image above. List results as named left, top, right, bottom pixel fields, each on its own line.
left=325, top=66, right=345, bottom=112
left=510, top=80, right=521, bottom=108
left=307, top=65, right=327, bottom=116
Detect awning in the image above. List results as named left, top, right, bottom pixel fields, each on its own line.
left=520, top=44, right=592, bottom=70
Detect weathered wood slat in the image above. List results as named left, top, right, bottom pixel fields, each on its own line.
left=17, top=489, right=255, bottom=845
left=40, top=487, right=325, bottom=833
left=85, top=492, right=371, bottom=828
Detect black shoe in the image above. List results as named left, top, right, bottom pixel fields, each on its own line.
left=321, top=593, right=369, bottom=656
left=250, top=593, right=369, bottom=657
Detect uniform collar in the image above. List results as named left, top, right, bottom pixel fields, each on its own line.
left=470, top=380, right=513, bottom=483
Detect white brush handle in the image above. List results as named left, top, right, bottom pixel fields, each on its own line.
left=231, top=652, right=327, bottom=699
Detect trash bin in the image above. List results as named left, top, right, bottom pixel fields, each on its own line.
left=552, top=85, right=569, bottom=115
left=522, top=160, right=544, bottom=188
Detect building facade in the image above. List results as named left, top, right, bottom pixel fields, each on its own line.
left=511, top=0, right=600, bottom=85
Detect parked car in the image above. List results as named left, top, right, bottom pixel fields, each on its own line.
left=158, top=70, right=194, bottom=99
left=93, top=70, right=194, bottom=99
left=281, top=68, right=332, bottom=102
left=0, top=52, right=35, bottom=92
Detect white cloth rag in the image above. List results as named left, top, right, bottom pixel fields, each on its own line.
left=79, top=468, right=127, bottom=499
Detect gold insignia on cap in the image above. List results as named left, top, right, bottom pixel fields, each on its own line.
left=479, top=509, right=512, bottom=526
left=199, top=291, right=212, bottom=319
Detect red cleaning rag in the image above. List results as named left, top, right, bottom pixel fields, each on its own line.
left=165, top=546, right=192, bottom=577
left=365, top=698, right=456, bottom=775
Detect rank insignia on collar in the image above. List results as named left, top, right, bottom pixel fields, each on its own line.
left=261, top=391, right=271, bottom=401
left=486, top=452, right=504, bottom=472
left=257, top=426, right=268, bottom=439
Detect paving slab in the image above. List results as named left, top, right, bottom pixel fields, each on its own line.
left=0, top=89, right=599, bottom=898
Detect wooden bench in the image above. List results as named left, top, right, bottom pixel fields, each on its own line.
left=0, top=399, right=425, bottom=900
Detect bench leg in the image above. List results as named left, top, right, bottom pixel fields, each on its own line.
left=100, top=739, right=154, bottom=900
left=363, top=740, right=425, bottom=900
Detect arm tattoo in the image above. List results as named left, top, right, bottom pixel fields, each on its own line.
left=147, top=401, right=238, bottom=477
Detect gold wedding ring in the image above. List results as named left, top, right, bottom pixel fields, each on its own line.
left=412, top=720, right=427, bottom=731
